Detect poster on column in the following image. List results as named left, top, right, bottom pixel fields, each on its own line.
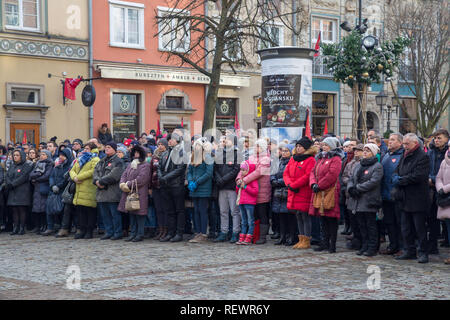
left=258, top=48, right=314, bottom=143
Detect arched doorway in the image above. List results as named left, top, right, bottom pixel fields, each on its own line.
left=366, top=111, right=380, bottom=133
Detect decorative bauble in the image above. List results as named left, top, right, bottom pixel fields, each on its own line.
left=387, top=59, right=392, bottom=64
left=348, top=75, right=354, bottom=80
left=377, top=64, right=384, bottom=71
left=376, top=47, right=382, bottom=53
left=386, top=77, right=392, bottom=81
left=361, top=56, right=367, bottom=62
left=362, top=72, right=369, bottom=77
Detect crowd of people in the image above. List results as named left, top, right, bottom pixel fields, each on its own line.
left=0, top=123, right=449, bottom=265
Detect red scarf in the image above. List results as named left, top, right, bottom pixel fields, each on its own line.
left=405, top=143, right=420, bottom=157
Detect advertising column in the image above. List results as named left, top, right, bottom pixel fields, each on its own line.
left=257, top=47, right=315, bottom=142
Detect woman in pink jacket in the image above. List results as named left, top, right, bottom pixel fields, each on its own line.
left=435, top=145, right=450, bottom=265
left=236, top=161, right=259, bottom=245
left=309, top=137, right=344, bottom=253
left=236, top=138, right=272, bottom=244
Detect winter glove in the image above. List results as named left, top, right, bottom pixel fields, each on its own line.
left=189, top=181, right=198, bottom=191
left=391, top=174, right=400, bottom=187
left=52, top=185, right=59, bottom=194
left=288, top=184, right=299, bottom=193
left=120, top=182, right=131, bottom=193
left=438, top=188, right=445, bottom=196
left=311, top=183, right=320, bottom=193
left=187, top=181, right=195, bottom=192
left=348, top=186, right=361, bottom=198
left=215, top=177, right=224, bottom=187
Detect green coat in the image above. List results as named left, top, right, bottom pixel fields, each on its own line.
left=70, top=151, right=100, bottom=208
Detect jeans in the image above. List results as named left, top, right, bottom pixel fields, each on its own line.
left=218, top=190, right=241, bottom=234
left=382, top=201, right=402, bottom=251
left=296, top=211, right=311, bottom=237
left=193, top=197, right=209, bottom=234
left=98, top=202, right=122, bottom=237
left=239, top=204, right=255, bottom=235
left=97, top=208, right=104, bottom=230
left=145, top=201, right=157, bottom=228
left=446, top=219, right=450, bottom=243
left=47, top=212, right=55, bottom=230
left=129, top=214, right=145, bottom=238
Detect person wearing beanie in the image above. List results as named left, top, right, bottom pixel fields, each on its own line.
left=310, top=135, right=343, bottom=253
left=236, top=138, right=271, bottom=244
left=72, top=139, right=83, bottom=156
left=283, top=137, right=319, bottom=249
left=93, top=140, right=125, bottom=240
left=29, top=148, right=54, bottom=235
left=347, top=143, right=383, bottom=257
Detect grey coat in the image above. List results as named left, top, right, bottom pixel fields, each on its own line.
left=347, top=158, right=383, bottom=213
left=93, top=154, right=124, bottom=203
left=5, top=150, right=33, bottom=207
left=29, top=158, right=53, bottom=213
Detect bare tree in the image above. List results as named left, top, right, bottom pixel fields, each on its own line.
left=385, top=0, right=449, bottom=137
left=155, top=0, right=308, bottom=133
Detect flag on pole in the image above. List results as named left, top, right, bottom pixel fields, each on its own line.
left=323, top=119, right=328, bottom=136
left=234, top=111, right=240, bottom=138
left=304, top=109, right=311, bottom=139
left=64, top=77, right=82, bottom=100
left=22, top=131, right=27, bottom=144
left=156, top=120, right=161, bottom=137
left=314, top=32, right=321, bottom=57
left=181, top=117, right=184, bottom=128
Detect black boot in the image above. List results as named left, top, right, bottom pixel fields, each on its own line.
left=274, top=234, right=286, bottom=245
left=31, top=214, right=40, bottom=233
left=84, top=228, right=93, bottom=239
left=255, top=224, right=269, bottom=245
left=18, top=225, right=25, bottom=235
left=271, top=232, right=280, bottom=240
left=10, top=225, right=19, bottom=235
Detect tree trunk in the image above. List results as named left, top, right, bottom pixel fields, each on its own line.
left=203, top=71, right=221, bottom=134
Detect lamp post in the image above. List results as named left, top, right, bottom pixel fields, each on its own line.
left=376, top=90, right=398, bottom=135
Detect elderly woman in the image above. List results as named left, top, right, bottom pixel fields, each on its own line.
left=435, top=141, right=450, bottom=265
left=309, top=137, right=345, bottom=253
left=236, top=138, right=272, bottom=244
left=118, top=145, right=151, bottom=242
left=70, top=142, right=100, bottom=239
left=347, top=143, right=384, bottom=257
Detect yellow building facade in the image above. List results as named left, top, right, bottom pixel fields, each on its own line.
left=0, top=0, right=90, bottom=146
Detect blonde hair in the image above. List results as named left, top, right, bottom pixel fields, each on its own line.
left=191, top=138, right=212, bottom=166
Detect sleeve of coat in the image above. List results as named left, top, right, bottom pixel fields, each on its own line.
left=283, top=159, right=294, bottom=187
left=221, top=164, right=240, bottom=184
left=129, top=163, right=150, bottom=188
left=317, top=157, right=341, bottom=190
left=245, top=181, right=259, bottom=197
left=195, top=164, right=213, bottom=186
left=69, top=161, right=79, bottom=180
left=435, top=161, right=450, bottom=194
left=309, top=163, right=318, bottom=187
left=290, top=159, right=315, bottom=189
left=187, top=164, right=193, bottom=182
left=11, top=163, right=33, bottom=188
left=99, top=161, right=125, bottom=186
left=398, top=153, right=430, bottom=186
left=356, top=163, right=384, bottom=192
left=92, top=161, right=101, bottom=185
left=346, top=165, right=356, bottom=191
left=34, top=165, right=52, bottom=183
left=76, top=157, right=100, bottom=181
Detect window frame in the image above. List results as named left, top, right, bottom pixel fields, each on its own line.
left=109, top=0, right=145, bottom=50
left=4, top=0, right=41, bottom=33
left=311, top=16, right=338, bottom=77
left=6, top=83, right=45, bottom=106
left=258, top=22, right=284, bottom=50
left=157, top=6, right=191, bottom=53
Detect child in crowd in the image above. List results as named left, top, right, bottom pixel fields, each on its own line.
left=236, top=161, right=258, bottom=245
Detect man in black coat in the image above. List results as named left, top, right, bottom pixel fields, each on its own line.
left=393, top=133, right=430, bottom=263
left=158, top=132, right=187, bottom=242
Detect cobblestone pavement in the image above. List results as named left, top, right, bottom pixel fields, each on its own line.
left=0, top=229, right=449, bottom=300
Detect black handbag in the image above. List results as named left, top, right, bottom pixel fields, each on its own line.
left=47, top=192, right=64, bottom=215
left=62, top=180, right=75, bottom=204
left=274, top=187, right=288, bottom=199
left=437, top=192, right=450, bottom=208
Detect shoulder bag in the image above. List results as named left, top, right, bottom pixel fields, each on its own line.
left=125, top=179, right=140, bottom=211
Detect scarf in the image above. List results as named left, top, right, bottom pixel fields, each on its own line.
left=78, top=152, right=96, bottom=169
left=293, top=153, right=313, bottom=162
left=34, top=160, right=47, bottom=175
left=131, top=159, right=141, bottom=170
left=404, top=143, right=420, bottom=157
left=356, top=157, right=378, bottom=182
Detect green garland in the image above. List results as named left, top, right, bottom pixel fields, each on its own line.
left=321, top=30, right=411, bottom=88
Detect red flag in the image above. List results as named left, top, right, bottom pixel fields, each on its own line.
left=156, top=120, right=161, bottom=137
left=304, top=109, right=311, bottom=139
left=323, top=119, right=328, bottom=136
left=64, top=77, right=82, bottom=100
left=314, top=32, right=321, bottom=57
left=181, top=117, right=184, bottom=128
left=22, top=131, right=27, bottom=144
left=234, top=111, right=240, bottom=138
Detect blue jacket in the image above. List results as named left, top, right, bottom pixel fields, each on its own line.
left=381, top=147, right=404, bottom=201
left=380, top=140, right=388, bottom=160
left=428, top=142, right=448, bottom=184
left=187, top=162, right=213, bottom=198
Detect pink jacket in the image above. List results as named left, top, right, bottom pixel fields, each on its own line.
left=436, top=152, right=450, bottom=220
left=236, top=163, right=259, bottom=205
left=237, top=153, right=271, bottom=204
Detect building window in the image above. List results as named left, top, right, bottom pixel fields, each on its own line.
left=166, top=96, right=184, bottom=109
left=5, top=0, right=40, bottom=32
left=157, top=7, right=190, bottom=53
left=311, top=17, right=337, bottom=76
left=399, top=48, right=414, bottom=82
left=6, top=83, right=44, bottom=105
left=112, top=93, right=140, bottom=143
left=216, top=98, right=237, bottom=134
left=259, top=24, right=284, bottom=49
left=312, top=93, right=335, bottom=136
left=399, top=98, right=417, bottom=134
left=109, top=0, right=145, bottom=49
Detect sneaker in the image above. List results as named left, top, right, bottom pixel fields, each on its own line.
left=189, top=234, right=202, bottom=243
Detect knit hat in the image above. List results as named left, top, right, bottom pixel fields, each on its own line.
left=343, top=141, right=352, bottom=147
left=117, top=146, right=128, bottom=156
left=322, top=137, right=339, bottom=150
left=364, top=143, right=380, bottom=157
left=240, top=161, right=249, bottom=171
left=41, top=150, right=52, bottom=159
left=158, top=138, right=169, bottom=149
left=72, top=138, right=83, bottom=146
left=296, top=136, right=313, bottom=150
left=354, top=143, right=364, bottom=151
left=105, top=141, right=117, bottom=151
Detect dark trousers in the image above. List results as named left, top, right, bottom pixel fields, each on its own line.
left=356, top=212, right=378, bottom=252
left=0, top=205, right=5, bottom=226
left=401, top=211, right=428, bottom=256
left=193, top=197, right=209, bottom=234
left=153, top=189, right=167, bottom=228
left=427, top=199, right=441, bottom=251
left=161, top=186, right=185, bottom=236
left=311, top=216, right=321, bottom=243
left=254, top=203, right=270, bottom=225
left=11, top=206, right=27, bottom=226
left=61, top=203, right=76, bottom=230
left=382, top=201, right=402, bottom=251
left=279, top=212, right=296, bottom=240
left=349, top=210, right=362, bottom=241
left=271, top=206, right=280, bottom=234
left=320, top=216, right=338, bottom=249
left=76, top=205, right=97, bottom=232
left=207, top=199, right=220, bottom=235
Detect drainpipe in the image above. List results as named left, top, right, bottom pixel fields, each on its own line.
left=88, top=0, right=94, bottom=138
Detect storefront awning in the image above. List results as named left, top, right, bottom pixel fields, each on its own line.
left=95, top=64, right=250, bottom=87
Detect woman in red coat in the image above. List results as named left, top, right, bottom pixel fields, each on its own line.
left=309, top=137, right=345, bottom=253
left=283, top=137, right=318, bottom=249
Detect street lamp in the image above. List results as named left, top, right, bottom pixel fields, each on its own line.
left=376, top=90, right=398, bottom=134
